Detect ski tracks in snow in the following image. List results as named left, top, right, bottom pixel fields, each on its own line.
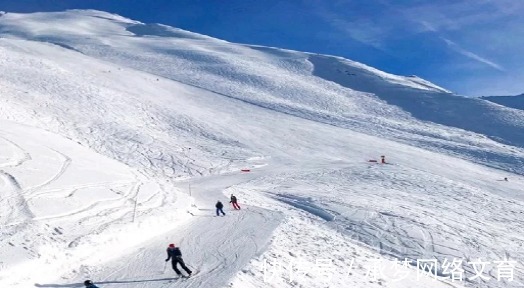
left=24, top=148, right=72, bottom=198
left=0, top=135, right=31, bottom=168
left=0, top=123, right=161, bottom=287
left=64, top=206, right=282, bottom=288
left=47, top=167, right=283, bottom=288
left=0, top=170, right=34, bottom=225
left=0, top=126, right=144, bottom=224
left=0, top=132, right=35, bottom=225
left=182, top=208, right=281, bottom=288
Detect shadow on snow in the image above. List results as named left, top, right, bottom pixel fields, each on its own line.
left=35, top=277, right=176, bottom=287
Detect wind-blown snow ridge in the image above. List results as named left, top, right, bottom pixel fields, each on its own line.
left=482, top=94, right=524, bottom=110
left=0, top=9, right=523, bottom=288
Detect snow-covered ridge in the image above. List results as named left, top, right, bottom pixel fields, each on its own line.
left=482, top=93, right=524, bottom=110
left=0, top=10, right=447, bottom=92
left=0, top=10, right=136, bottom=39
left=317, top=55, right=452, bottom=93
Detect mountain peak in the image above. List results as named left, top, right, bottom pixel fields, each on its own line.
left=63, top=9, right=139, bottom=23
left=0, top=9, right=140, bottom=39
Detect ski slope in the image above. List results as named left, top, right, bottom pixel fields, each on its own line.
left=0, top=121, right=192, bottom=285
left=0, top=10, right=523, bottom=288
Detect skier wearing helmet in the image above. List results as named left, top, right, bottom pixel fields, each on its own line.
left=84, top=280, right=99, bottom=288
left=165, top=243, right=192, bottom=277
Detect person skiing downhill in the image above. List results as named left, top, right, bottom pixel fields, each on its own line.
left=165, top=244, right=192, bottom=277
left=84, top=280, right=99, bottom=288
left=230, top=194, right=241, bottom=210
left=216, top=200, right=226, bottom=216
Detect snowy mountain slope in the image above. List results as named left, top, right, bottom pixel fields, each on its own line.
left=0, top=10, right=523, bottom=288
left=228, top=157, right=524, bottom=288
left=2, top=10, right=523, bottom=175
left=48, top=172, right=284, bottom=288
left=0, top=121, right=195, bottom=286
left=308, top=54, right=524, bottom=148
left=482, top=94, right=524, bottom=110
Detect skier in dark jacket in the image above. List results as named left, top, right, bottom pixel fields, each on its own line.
left=216, top=200, right=226, bottom=216
left=165, top=243, right=192, bottom=276
left=230, top=194, right=241, bottom=210
left=84, top=280, right=99, bottom=288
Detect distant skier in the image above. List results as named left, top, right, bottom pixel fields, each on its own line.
left=230, top=194, right=241, bottom=210
left=84, top=280, right=99, bottom=288
left=216, top=200, right=226, bottom=216
left=165, top=243, right=193, bottom=277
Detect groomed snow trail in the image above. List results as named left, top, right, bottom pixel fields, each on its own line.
left=34, top=167, right=283, bottom=288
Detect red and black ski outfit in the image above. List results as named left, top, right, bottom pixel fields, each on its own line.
left=230, top=195, right=241, bottom=210
left=165, top=244, right=192, bottom=276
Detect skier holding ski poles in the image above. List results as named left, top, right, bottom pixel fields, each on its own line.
left=230, top=194, right=241, bottom=210
left=165, top=243, right=193, bottom=277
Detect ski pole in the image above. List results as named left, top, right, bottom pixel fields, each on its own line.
left=163, top=261, right=168, bottom=273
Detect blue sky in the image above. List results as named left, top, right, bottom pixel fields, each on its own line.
left=1, top=0, right=523, bottom=96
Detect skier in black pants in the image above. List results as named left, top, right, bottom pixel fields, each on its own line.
left=216, top=200, right=226, bottom=216
left=230, top=194, right=241, bottom=210
left=165, top=243, right=192, bottom=277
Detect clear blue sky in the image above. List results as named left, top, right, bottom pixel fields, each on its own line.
left=1, top=0, right=523, bottom=96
